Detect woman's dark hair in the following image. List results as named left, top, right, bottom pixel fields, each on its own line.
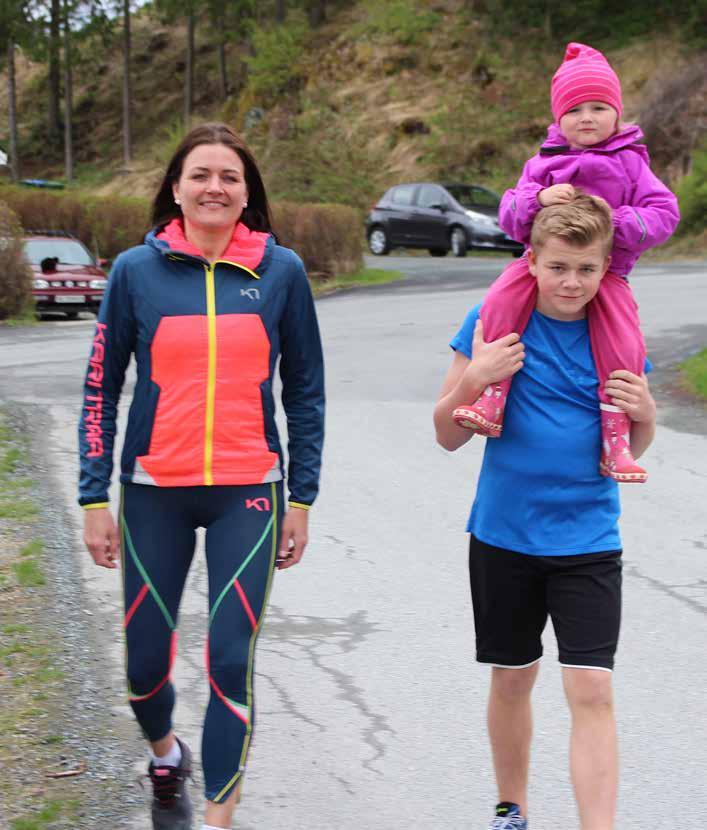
left=150, top=123, right=273, bottom=234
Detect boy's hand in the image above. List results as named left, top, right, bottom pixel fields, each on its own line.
left=467, top=319, right=525, bottom=388
left=605, top=370, right=656, bottom=423
left=538, top=184, right=576, bottom=206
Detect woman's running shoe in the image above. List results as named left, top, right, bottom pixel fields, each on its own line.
left=146, top=737, right=193, bottom=830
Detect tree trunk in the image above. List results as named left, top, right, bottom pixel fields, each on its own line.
left=49, top=0, right=62, bottom=140
left=275, top=0, right=285, bottom=24
left=309, top=0, right=326, bottom=26
left=544, top=3, right=552, bottom=39
left=63, top=0, right=73, bottom=182
left=7, top=39, right=19, bottom=181
left=184, top=10, right=195, bottom=127
left=217, top=12, right=228, bottom=100
left=122, top=0, right=132, bottom=166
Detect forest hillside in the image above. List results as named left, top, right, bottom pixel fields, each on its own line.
left=1, top=0, right=705, bottom=236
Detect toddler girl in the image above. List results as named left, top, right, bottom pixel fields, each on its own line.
left=453, top=42, right=680, bottom=482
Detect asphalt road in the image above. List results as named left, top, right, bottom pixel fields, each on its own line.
left=1, top=254, right=706, bottom=829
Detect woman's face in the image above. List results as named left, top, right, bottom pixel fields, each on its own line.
left=172, top=143, right=248, bottom=232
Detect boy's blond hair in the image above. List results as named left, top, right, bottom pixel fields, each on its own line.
left=531, top=192, right=614, bottom=256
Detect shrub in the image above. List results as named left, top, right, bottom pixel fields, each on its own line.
left=272, top=202, right=363, bottom=280
left=0, top=202, right=33, bottom=320
left=245, top=12, right=309, bottom=104
left=675, top=144, right=707, bottom=236
left=352, top=0, right=440, bottom=45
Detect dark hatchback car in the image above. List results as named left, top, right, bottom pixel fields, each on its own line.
left=365, top=182, right=523, bottom=257
left=24, top=232, right=108, bottom=318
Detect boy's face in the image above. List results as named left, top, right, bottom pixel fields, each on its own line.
left=528, top=236, right=610, bottom=321
left=559, top=100, right=618, bottom=148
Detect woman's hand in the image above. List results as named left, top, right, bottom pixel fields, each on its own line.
left=538, top=184, right=576, bottom=206
left=605, top=370, right=656, bottom=423
left=84, top=508, right=120, bottom=569
left=466, top=319, right=525, bottom=389
left=277, top=507, right=309, bottom=570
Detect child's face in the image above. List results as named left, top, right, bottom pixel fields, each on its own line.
left=559, top=101, right=619, bottom=148
left=528, top=237, right=610, bottom=321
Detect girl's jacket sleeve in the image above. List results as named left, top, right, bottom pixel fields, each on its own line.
left=77, top=256, right=135, bottom=506
left=613, top=152, right=680, bottom=254
left=498, top=158, right=545, bottom=244
left=278, top=258, right=325, bottom=509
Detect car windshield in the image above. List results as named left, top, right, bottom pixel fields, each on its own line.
left=446, top=186, right=500, bottom=210
left=24, top=238, right=94, bottom=266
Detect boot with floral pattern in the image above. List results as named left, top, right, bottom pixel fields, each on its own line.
left=453, top=379, right=510, bottom=437
left=599, top=404, right=647, bottom=483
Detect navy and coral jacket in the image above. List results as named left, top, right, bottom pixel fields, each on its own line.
left=78, top=220, right=325, bottom=509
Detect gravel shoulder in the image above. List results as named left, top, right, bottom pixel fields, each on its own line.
left=0, top=404, right=144, bottom=829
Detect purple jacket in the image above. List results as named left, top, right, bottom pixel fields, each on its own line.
left=499, top=124, right=680, bottom=276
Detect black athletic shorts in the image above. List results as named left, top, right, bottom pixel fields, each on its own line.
left=468, top=535, right=622, bottom=671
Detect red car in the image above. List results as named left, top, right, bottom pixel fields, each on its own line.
left=24, top=232, right=108, bottom=319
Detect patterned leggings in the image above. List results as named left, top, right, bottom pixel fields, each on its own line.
left=120, top=481, right=282, bottom=802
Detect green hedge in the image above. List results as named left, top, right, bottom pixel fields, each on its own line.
left=0, top=186, right=362, bottom=280
left=0, top=202, right=33, bottom=320
left=272, top=201, right=363, bottom=279
left=0, top=186, right=150, bottom=261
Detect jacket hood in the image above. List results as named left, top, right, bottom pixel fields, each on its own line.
left=146, top=219, right=272, bottom=274
left=541, top=122, right=648, bottom=161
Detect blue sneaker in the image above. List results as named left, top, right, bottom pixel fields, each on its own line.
left=489, top=802, right=528, bottom=829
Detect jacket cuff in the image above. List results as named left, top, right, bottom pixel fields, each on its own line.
left=287, top=501, right=311, bottom=511
left=81, top=500, right=109, bottom=509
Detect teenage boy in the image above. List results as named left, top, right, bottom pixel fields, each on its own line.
left=433, top=193, right=656, bottom=830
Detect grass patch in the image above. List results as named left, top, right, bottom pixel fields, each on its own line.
left=11, top=557, right=46, bottom=587
left=313, top=266, right=405, bottom=295
left=21, top=540, right=43, bottom=558
left=0, top=500, right=39, bottom=520
left=11, top=797, right=80, bottom=829
left=0, top=307, right=40, bottom=327
left=680, top=348, right=707, bottom=399
left=0, top=447, right=22, bottom=474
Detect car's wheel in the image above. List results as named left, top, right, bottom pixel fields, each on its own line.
left=449, top=227, right=468, bottom=258
left=367, top=226, right=390, bottom=255
left=428, top=247, right=447, bottom=257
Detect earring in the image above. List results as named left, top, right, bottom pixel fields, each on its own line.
left=174, top=197, right=181, bottom=205
left=243, top=202, right=248, bottom=208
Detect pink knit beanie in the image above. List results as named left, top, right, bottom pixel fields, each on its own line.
left=551, top=42, right=623, bottom=122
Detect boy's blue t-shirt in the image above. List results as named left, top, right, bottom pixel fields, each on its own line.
left=451, top=303, right=634, bottom=556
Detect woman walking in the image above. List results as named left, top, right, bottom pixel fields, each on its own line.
left=78, top=123, right=325, bottom=829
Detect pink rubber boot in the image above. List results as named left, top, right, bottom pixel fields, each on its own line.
left=453, top=379, right=510, bottom=437
left=599, top=404, right=647, bottom=483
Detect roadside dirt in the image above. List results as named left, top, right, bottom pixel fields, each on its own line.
left=0, top=405, right=143, bottom=829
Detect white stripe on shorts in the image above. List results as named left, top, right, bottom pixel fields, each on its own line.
left=487, top=657, right=542, bottom=670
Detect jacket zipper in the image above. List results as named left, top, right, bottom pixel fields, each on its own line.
left=204, top=262, right=217, bottom=485
left=202, top=259, right=261, bottom=485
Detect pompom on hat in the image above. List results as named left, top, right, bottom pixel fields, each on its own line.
left=551, top=42, right=622, bottom=122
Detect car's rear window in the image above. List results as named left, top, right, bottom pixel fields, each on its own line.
left=24, top=238, right=94, bottom=266
left=390, top=185, right=417, bottom=206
